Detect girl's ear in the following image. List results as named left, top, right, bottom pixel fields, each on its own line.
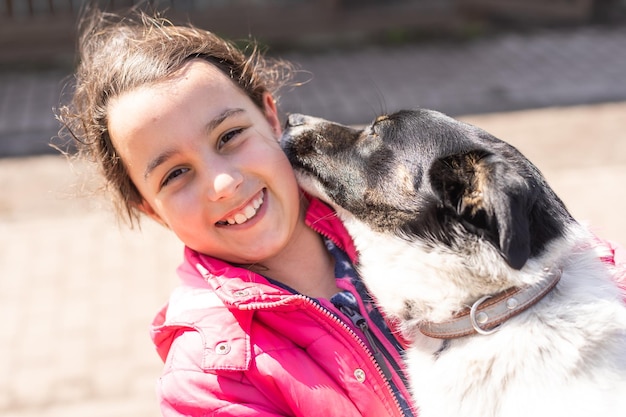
left=138, top=200, right=169, bottom=228
left=262, top=92, right=282, bottom=137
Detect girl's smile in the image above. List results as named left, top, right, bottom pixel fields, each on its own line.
left=215, top=189, right=265, bottom=226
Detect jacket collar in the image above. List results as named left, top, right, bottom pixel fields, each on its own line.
left=304, top=196, right=358, bottom=262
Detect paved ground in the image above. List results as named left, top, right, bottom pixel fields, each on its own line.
left=1, top=24, right=626, bottom=417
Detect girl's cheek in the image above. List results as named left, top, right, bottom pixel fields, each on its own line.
left=172, top=186, right=204, bottom=218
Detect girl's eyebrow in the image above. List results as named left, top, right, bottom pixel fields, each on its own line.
left=205, top=107, right=245, bottom=135
left=144, top=148, right=178, bottom=181
left=143, top=107, right=246, bottom=181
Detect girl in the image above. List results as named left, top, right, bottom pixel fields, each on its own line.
left=58, top=9, right=416, bottom=417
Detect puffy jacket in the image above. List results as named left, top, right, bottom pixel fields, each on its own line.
left=150, top=198, right=416, bottom=417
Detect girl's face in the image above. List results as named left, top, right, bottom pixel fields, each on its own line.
left=108, top=59, right=304, bottom=265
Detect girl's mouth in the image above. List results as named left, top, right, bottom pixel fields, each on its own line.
left=216, top=191, right=265, bottom=226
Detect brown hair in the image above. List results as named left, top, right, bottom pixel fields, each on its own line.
left=57, top=8, right=294, bottom=226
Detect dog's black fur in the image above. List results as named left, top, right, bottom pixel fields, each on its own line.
left=282, top=110, right=573, bottom=271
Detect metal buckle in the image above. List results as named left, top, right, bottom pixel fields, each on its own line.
left=469, top=295, right=500, bottom=335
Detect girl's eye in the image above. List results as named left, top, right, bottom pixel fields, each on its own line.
left=161, top=167, right=189, bottom=188
left=218, top=128, right=244, bottom=148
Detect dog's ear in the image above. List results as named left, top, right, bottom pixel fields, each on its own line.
left=429, top=151, right=532, bottom=270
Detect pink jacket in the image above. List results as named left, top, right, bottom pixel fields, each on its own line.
left=150, top=198, right=416, bottom=417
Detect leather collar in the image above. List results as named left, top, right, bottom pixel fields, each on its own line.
left=418, top=266, right=562, bottom=339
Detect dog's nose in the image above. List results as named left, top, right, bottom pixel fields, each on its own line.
left=286, top=113, right=307, bottom=128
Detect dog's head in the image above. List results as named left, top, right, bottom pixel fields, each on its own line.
left=281, top=109, right=573, bottom=271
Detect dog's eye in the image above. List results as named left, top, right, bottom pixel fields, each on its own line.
left=369, top=114, right=391, bottom=136
left=366, top=124, right=379, bottom=138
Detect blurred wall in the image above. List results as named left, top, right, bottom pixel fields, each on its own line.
left=2, top=0, right=623, bottom=69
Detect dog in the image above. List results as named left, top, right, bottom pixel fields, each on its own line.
left=280, top=109, right=626, bottom=417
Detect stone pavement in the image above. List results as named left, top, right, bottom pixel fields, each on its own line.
left=1, top=24, right=626, bottom=417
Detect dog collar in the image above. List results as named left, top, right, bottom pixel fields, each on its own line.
left=418, top=266, right=562, bottom=339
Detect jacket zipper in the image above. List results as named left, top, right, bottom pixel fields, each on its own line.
left=337, top=304, right=394, bottom=380
left=248, top=294, right=405, bottom=415
left=306, top=219, right=408, bottom=416
left=298, top=295, right=406, bottom=417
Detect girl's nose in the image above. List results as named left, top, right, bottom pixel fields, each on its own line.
left=205, top=167, right=243, bottom=201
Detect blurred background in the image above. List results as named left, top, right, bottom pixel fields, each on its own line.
left=1, top=1, right=625, bottom=416
left=2, top=0, right=626, bottom=155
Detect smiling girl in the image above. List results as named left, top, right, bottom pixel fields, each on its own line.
left=58, top=8, right=416, bottom=417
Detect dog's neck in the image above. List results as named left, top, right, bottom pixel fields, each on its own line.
left=416, top=265, right=562, bottom=339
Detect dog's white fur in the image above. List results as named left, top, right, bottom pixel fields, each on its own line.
left=304, top=176, right=626, bottom=417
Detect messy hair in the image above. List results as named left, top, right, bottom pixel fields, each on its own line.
left=57, top=8, right=294, bottom=226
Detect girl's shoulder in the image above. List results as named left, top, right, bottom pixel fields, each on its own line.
left=151, top=284, right=250, bottom=365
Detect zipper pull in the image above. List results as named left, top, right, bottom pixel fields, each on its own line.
left=340, top=306, right=394, bottom=381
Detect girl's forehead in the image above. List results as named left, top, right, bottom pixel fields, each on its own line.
left=107, top=60, right=254, bottom=153
left=109, top=59, right=248, bottom=119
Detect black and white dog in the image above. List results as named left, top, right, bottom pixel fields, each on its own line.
left=281, top=109, right=626, bottom=417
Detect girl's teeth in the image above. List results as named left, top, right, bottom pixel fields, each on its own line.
left=220, top=193, right=264, bottom=226
left=234, top=213, right=247, bottom=224
left=243, top=205, right=256, bottom=218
